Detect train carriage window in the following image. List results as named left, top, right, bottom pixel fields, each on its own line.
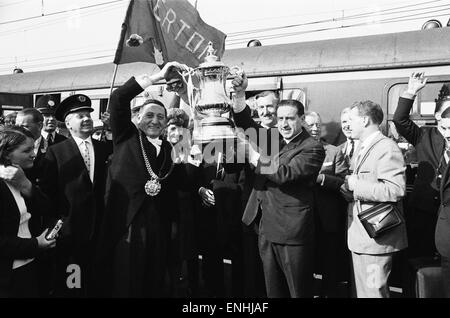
left=386, top=79, right=450, bottom=170
left=388, top=81, right=450, bottom=122
left=242, top=88, right=307, bottom=119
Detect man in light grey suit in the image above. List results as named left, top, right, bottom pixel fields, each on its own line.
left=341, top=100, right=408, bottom=298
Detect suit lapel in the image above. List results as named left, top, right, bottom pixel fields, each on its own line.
left=354, top=132, right=384, bottom=173
left=68, top=137, right=92, bottom=184
left=278, top=129, right=308, bottom=157
left=92, top=140, right=104, bottom=186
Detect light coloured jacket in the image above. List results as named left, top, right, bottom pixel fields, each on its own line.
left=347, top=132, right=408, bottom=254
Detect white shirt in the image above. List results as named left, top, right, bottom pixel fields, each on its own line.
left=345, top=138, right=360, bottom=157
left=232, top=93, right=247, bottom=114
left=5, top=182, right=34, bottom=269
left=34, top=136, right=42, bottom=155
left=72, top=135, right=95, bottom=182
left=284, top=131, right=302, bottom=145
left=146, top=137, right=162, bottom=156
left=41, top=131, right=55, bottom=142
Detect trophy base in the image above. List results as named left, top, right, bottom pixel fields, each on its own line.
left=193, top=117, right=236, bottom=144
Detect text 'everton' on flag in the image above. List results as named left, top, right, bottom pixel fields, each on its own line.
left=113, top=0, right=227, bottom=68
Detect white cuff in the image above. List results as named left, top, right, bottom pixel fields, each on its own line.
left=135, top=74, right=154, bottom=90
left=320, top=174, right=325, bottom=186
left=249, top=151, right=260, bottom=167
left=232, top=93, right=247, bottom=113
left=348, top=175, right=357, bottom=191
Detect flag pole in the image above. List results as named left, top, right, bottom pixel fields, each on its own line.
left=100, top=63, right=119, bottom=141
left=107, top=63, right=119, bottom=111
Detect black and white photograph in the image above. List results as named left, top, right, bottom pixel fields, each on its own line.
left=0, top=0, right=449, bottom=306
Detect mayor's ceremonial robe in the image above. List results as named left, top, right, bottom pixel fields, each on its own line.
left=95, top=77, right=178, bottom=297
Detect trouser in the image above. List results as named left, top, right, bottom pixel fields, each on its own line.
left=441, top=256, right=450, bottom=298
left=242, top=223, right=266, bottom=297
left=258, top=232, right=313, bottom=298
left=2, top=261, right=39, bottom=298
left=350, top=252, right=393, bottom=298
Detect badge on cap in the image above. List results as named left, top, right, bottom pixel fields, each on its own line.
left=48, top=100, right=55, bottom=107
left=78, top=95, right=86, bottom=103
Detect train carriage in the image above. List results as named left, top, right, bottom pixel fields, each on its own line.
left=2, top=27, right=450, bottom=146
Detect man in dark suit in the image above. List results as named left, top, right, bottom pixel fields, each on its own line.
left=238, top=97, right=325, bottom=298
left=396, top=72, right=450, bottom=297
left=95, top=62, right=187, bottom=297
left=231, top=88, right=281, bottom=297
left=304, top=111, right=348, bottom=298
left=436, top=106, right=450, bottom=297
left=196, top=146, right=245, bottom=297
left=393, top=72, right=447, bottom=258
left=39, top=94, right=111, bottom=297
left=36, top=95, right=67, bottom=146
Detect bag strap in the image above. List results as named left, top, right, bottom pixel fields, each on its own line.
left=354, top=137, right=385, bottom=175
left=354, top=136, right=385, bottom=214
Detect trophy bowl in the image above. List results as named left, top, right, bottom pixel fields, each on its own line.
left=190, top=42, right=239, bottom=144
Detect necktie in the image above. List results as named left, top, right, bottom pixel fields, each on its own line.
left=47, top=133, right=53, bottom=146
left=354, top=144, right=365, bottom=172
left=445, top=149, right=450, bottom=164
left=348, top=139, right=355, bottom=159
left=81, top=140, right=90, bottom=175
left=216, top=152, right=225, bottom=180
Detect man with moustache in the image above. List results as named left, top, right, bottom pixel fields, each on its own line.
left=39, top=94, right=111, bottom=297
left=304, top=111, right=348, bottom=297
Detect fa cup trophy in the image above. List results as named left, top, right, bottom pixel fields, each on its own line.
left=187, top=42, right=241, bottom=143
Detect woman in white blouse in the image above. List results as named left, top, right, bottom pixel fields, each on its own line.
left=0, top=127, right=56, bottom=297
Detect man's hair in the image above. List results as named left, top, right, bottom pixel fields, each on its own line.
left=0, top=127, right=34, bottom=165
left=435, top=83, right=450, bottom=113
left=17, top=108, right=43, bottom=124
left=441, top=106, right=450, bottom=119
left=304, top=111, right=321, bottom=122
left=139, top=99, right=167, bottom=117
left=277, top=99, right=305, bottom=117
left=351, top=100, right=384, bottom=125
left=167, top=108, right=189, bottom=128
left=340, top=106, right=352, bottom=117
left=255, top=91, right=279, bottom=105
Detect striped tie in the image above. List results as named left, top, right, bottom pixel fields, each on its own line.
left=81, top=140, right=90, bottom=175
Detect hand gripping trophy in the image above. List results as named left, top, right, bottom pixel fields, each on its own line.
left=182, top=41, right=242, bottom=144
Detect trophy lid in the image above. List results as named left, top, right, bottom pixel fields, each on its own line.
left=198, top=42, right=226, bottom=69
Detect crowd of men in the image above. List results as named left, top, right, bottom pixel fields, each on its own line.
left=0, top=64, right=449, bottom=298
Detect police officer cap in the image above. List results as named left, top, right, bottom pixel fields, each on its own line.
left=36, top=94, right=58, bottom=115
left=55, top=94, right=93, bottom=121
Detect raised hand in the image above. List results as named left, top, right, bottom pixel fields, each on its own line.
left=160, top=61, right=191, bottom=82
left=406, top=72, right=427, bottom=95
left=231, top=70, right=248, bottom=95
